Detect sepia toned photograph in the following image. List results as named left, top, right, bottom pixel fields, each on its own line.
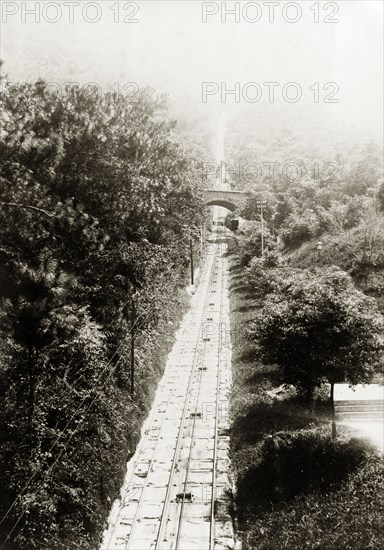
left=0, top=1, right=383, bottom=549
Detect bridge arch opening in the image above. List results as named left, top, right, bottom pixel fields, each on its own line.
left=205, top=200, right=237, bottom=212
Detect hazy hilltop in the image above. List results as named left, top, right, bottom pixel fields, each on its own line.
left=1, top=0, right=383, bottom=143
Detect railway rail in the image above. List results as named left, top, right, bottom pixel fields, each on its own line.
left=101, top=230, right=232, bottom=550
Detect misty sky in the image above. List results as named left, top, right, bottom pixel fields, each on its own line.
left=1, top=1, right=383, bottom=142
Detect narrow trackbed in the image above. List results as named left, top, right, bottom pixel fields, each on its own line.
left=101, top=230, right=233, bottom=550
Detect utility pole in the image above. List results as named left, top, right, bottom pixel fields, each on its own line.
left=330, top=381, right=337, bottom=439
left=257, top=199, right=267, bottom=256
left=190, top=238, right=194, bottom=285
left=130, top=292, right=137, bottom=394
left=315, top=241, right=323, bottom=262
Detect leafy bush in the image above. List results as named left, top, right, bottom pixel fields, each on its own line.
left=245, top=450, right=384, bottom=550
left=236, top=430, right=371, bottom=514
left=235, top=222, right=276, bottom=266
left=248, top=266, right=384, bottom=398
left=245, top=253, right=300, bottom=298
left=280, top=209, right=321, bottom=249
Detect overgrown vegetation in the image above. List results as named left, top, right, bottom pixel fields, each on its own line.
left=227, top=128, right=384, bottom=549
left=235, top=222, right=276, bottom=267
left=247, top=262, right=383, bottom=400
left=226, top=130, right=384, bottom=312
left=228, top=237, right=384, bottom=550
left=0, top=77, right=206, bottom=549
left=245, top=451, right=384, bottom=550
left=237, top=429, right=371, bottom=513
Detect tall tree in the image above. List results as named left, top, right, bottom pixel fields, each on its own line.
left=249, top=267, right=384, bottom=401
left=0, top=76, right=205, bottom=549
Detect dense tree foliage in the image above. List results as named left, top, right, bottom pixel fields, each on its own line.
left=225, top=126, right=384, bottom=309
left=235, top=222, right=276, bottom=266
left=245, top=252, right=295, bottom=298
left=248, top=266, right=384, bottom=399
left=0, top=78, right=205, bottom=549
left=225, top=121, right=384, bottom=550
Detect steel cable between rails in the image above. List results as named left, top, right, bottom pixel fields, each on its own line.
left=175, top=245, right=225, bottom=550
left=154, top=246, right=221, bottom=549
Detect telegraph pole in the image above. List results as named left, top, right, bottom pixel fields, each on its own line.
left=190, top=238, right=194, bottom=285
left=257, top=199, right=267, bottom=256
left=130, top=292, right=137, bottom=394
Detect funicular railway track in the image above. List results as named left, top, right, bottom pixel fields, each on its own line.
left=102, top=231, right=231, bottom=550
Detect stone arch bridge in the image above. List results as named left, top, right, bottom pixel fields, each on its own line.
left=203, top=189, right=248, bottom=212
